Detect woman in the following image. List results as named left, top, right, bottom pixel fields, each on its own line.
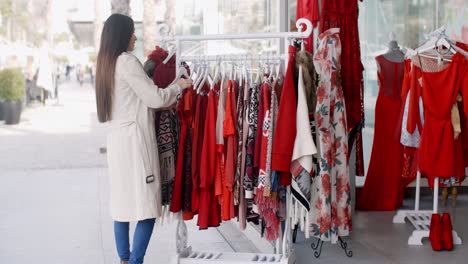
left=95, top=14, right=192, bottom=264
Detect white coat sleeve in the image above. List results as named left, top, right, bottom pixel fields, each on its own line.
left=121, top=54, right=182, bottom=109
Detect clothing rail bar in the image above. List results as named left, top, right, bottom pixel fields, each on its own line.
left=180, top=54, right=288, bottom=62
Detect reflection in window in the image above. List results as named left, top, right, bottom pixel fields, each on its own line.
left=175, top=0, right=279, bottom=56
left=359, top=0, right=467, bottom=182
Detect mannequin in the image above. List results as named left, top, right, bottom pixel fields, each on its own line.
left=383, top=32, right=405, bottom=63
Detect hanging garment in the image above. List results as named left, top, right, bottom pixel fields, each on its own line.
left=198, top=88, right=222, bottom=229
left=244, top=83, right=260, bottom=198
left=392, top=59, right=421, bottom=182
left=169, top=88, right=195, bottom=216
left=310, top=28, right=352, bottom=243
left=290, top=63, right=317, bottom=236
left=223, top=80, right=238, bottom=221
left=215, top=80, right=228, bottom=207
left=191, top=86, right=209, bottom=213
left=235, top=81, right=246, bottom=206
left=357, top=55, right=406, bottom=211
left=238, top=81, right=251, bottom=230
left=255, top=82, right=280, bottom=241
left=145, top=47, right=181, bottom=207
left=295, top=0, right=319, bottom=53
left=244, top=83, right=261, bottom=224
left=271, top=46, right=297, bottom=186
left=320, top=0, right=365, bottom=176
left=407, top=52, right=468, bottom=187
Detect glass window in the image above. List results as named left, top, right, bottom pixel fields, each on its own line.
left=359, top=0, right=467, bottom=185
left=174, top=0, right=280, bottom=57
left=288, top=0, right=467, bottom=185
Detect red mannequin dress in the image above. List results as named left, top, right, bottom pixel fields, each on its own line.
left=357, top=55, right=405, bottom=211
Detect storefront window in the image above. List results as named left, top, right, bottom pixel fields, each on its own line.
left=174, top=0, right=280, bottom=57
left=287, top=0, right=467, bottom=184
left=359, top=0, right=467, bottom=184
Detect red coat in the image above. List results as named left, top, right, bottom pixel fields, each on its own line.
left=271, top=46, right=297, bottom=186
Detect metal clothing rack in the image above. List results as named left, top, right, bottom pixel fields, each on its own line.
left=159, top=18, right=313, bottom=264
left=393, top=25, right=462, bottom=246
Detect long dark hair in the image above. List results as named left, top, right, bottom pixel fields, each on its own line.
left=95, top=14, right=134, bottom=122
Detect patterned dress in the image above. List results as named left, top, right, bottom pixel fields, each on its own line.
left=310, top=28, right=352, bottom=243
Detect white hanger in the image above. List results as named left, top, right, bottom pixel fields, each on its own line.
left=268, top=53, right=275, bottom=80
left=255, top=59, right=262, bottom=84
left=163, top=44, right=176, bottom=64
left=416, top=27, right=456, bottom=55
left=197, top=62, right=211, bottom=94
left=417, top=36, right=456, bottom=54
left=213, top=56, right=222, bottom=83
left=275, top=58, right=282, bottom=81
left=193, top=59, right=206, bottom=90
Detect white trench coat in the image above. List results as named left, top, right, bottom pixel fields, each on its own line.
left=106, top=52, right=181, bottom=222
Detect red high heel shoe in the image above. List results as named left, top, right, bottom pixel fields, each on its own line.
left=441, top=213, right=454, bottom=251
left=429, top=214, right=443, bottom=251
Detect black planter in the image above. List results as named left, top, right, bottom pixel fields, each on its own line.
left=0, top=100, right=4, bottom=120
left=3, top=100, right=22, bottom=125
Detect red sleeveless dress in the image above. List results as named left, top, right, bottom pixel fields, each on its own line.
left=357, top=55, right=405, bottom=211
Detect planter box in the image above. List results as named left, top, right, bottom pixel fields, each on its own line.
left=3, top=100, right=22, bottom=125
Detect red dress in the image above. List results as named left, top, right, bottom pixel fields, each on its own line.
left=198, top=88, right=221, bottom=229
left=222, top=80, right=237, bottom=221
left=320, top=0, right=365, bottom=175
left=357, top=55, right=405, bottom=211
left=169, top=88, right=196, bottom=219
left=407, top=52, right=468, bottom=186
left=191, top=85, right=209, bottom=213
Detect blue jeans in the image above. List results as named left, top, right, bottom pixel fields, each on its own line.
left=114, top=218, right=156, bottom=264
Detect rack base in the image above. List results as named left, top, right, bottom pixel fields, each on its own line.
left=172, top=247, right=296, bottom=264
left=393, top=210, right=462, bottom=246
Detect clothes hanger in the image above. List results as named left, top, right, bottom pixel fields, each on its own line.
left=275, top=58, right=282, bottom=82
left=268, top=53, right=275, bottom=80
left=197, top=61, right=211, bottom=94
left=193, top=59, right=206, bottom=90
left=210, top=56, right=220, bottom=89
left=220, top=60, right=226, bottom=91
left=163, top=44, right=176, bottom=64
left=416, top=31, right=456, bottom=55
left=255, top=58, right=262, bottom=84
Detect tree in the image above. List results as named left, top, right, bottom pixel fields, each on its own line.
left=143, top=0, right=158, bottom=56
left=111, top=0, right=131, bottom=16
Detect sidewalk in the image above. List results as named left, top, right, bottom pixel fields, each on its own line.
left=0, top=80, right=258, bottom=264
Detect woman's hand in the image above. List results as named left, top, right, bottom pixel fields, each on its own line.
left=176, top=78, right=193, bottom=90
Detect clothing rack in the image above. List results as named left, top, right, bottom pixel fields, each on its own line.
left=393, top=26, right=463, bottom=246
left=158, top=18, right=313, bottom=264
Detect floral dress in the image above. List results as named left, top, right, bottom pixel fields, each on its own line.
left=310, top=28, right=352, bottom=243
